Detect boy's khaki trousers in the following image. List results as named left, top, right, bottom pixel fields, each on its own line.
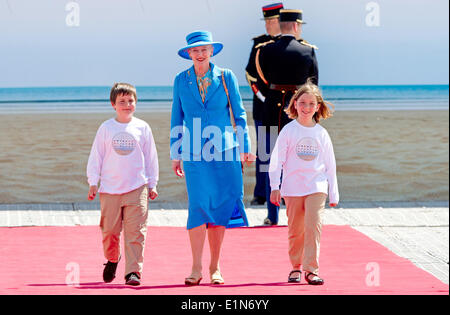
left=284, top=193, right=327, bottom=275
left=99, top=185, right=148, bottom=278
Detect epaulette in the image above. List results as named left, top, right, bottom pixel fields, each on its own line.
left=252, top=34, right=268, bottom=41
left=299, top=39, right=318, bottom=50
left=245, top=71, right=257, bottom=84
left=255, top=40, right=275, bottom=49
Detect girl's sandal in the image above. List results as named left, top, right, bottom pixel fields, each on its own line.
left=305, top=272, right=324, bottom=285
left=288, top=270, right=302, bottom=283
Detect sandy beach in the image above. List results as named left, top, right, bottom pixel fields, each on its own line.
left=0, top=110, right=448, bottom=204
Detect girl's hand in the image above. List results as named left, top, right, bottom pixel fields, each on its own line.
left=87, top=185, right=98, bottom=201
left=172, top=160, right=185, bottom=178
left=329, top=203, right=337, bottom=207
left=240, top=152, right=257, bottom=167
left=149, top=187, right=158, bottom=200
left=270, top=190, right=281, bottom=207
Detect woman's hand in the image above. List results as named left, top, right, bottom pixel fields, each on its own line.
left=270, top=190, right=281, bottom=207
left=240, top=152, right=257, bottom=167
left=172, top=160, right=185, bottom=178
left=149, top=187, right=158, bottom=200
left=87, top=185, right=98, bottom=201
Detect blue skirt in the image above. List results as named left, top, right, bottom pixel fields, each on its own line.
left=183, top=147, right=248, bottom=230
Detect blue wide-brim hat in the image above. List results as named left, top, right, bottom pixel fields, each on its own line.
left=178, top=31, right=223, bottom=60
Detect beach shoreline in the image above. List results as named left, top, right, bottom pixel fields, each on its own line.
left=0, top=110, right=448, bottom=204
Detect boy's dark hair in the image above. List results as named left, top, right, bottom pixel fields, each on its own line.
left=110, top=83, right=137, bottom=104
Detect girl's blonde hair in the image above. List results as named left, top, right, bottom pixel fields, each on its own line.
left=285, top=79, right=334, bottom=123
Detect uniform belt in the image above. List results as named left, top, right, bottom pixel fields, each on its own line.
left=268, top=84, right=302, bottom=134
left=269, top=84, right=301, bottom=92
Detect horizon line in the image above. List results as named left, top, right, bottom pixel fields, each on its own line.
left=0, top=84, right=449, bottom=89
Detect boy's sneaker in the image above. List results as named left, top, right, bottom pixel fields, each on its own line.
left=125, top=272, right=141, bottom=286
left=103, top=261, right=118, bottom=283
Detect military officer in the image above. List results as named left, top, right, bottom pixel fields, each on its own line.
left=256, top=9, right=319, bottom=225
left=245, top=2, right=284, bottom=206
left=257, top=9, right=319, bottom=133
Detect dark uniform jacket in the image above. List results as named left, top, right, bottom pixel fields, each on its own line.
left=245, top=34, right=280, bottom=122
left=257, top=35, right=319, bottom=132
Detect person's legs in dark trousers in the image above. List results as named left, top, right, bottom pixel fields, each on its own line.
left=265, top=171, right=279, bottom=224
left=252, top=119, right=266, bottom=205
left=262, top=131, right=279, bottom=225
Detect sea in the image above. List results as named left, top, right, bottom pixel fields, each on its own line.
left=0, top=85, right=448, bottom=114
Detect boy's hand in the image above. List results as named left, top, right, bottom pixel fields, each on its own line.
left=270, top=190, right=281, bottom=207
left=172, top=160, right=185, bottom=178
left=329, top=203, right=338, bottom=207
left=88, top=185, right=98, bottom=201
left=149, top=187, right=158, bottom=200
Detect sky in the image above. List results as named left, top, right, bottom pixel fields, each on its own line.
left=0, top=0, right=448, bottom=87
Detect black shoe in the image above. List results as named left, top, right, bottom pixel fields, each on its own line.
left=305, top=272, right=324, bottom=285
left=288, top=270, right=302, bottom=283
left=103, top=261, right=118, bottom=283
left=250, top=196, right=266, bottom=205
left=125, top=272, right=141, bottom=286
left=263, top=218, right=278, bottom=226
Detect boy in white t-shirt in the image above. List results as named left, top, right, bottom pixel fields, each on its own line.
left=87, top=83, right=159, bottom=286
left=269, top=80, right=338, bottom=286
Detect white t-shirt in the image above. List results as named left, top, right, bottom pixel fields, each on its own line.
left=269, top=120, right=339, bottom=204
left=87, top=117, right=159, bottom=194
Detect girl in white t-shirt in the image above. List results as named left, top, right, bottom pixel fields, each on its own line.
left=269, top=80, right=338, bottom=285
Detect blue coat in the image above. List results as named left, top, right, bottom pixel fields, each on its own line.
left=170, top=63, right=250, bottom=161
left=170, top=63, right=250, bottom=229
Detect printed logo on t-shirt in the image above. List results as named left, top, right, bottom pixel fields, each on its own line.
left=112, top=132, right=136, bottom=156
left=296, top=137, right=319, bottom=161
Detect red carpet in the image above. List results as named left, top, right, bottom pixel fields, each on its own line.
left=0, top=225, right=447, bottom=295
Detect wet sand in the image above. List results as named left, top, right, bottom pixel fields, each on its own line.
left=0, top=110, right=448, bottom=203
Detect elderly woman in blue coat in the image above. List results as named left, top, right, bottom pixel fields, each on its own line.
left=170, top=31, right=254, bottom=285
